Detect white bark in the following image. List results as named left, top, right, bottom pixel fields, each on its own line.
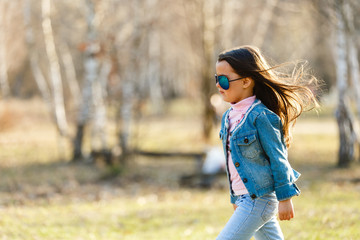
left=201, top=0, right=217, bottom=141
left=59, top=41, right=80, bottom=108
left=119, top=0, right=142, bottom=158
left=73, top=35, right=97, bottom=160
left=73, top=0, right=109, bottom=160
left=348, top=39, right=360, bottom=114
left=0, top=1, right=11, bottom=98
left=91, top=60, right=110, bottom=151
left=335, top=7, right=347, bottom=97
left=78, top=0, right=97, bottom=126
left=23, top=0, right=52, bottom=107
left=42, top=0, right=68, bottom=136
left=202, top=0, right=215, bottom=59
left=79, top=56, right=97, bottom=124
left=120, top=76, right=134, bottom=155
left=30, top=55, right=52, bottom=104
left=86, top=0, right=109, bottom=152
left=335, top=2, right=356, bottom=167
left=147, top=28, right=164, bottom=114
left=0, top=31, right=10, bottom=98
left=344, top=2, right=360, bottom=116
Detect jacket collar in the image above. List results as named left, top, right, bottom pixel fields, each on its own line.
left=225, top=99, right=262, bottom=134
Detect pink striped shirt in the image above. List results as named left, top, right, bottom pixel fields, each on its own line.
left=227, top=95, right=256, bottom=195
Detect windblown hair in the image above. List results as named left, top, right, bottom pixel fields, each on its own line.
left=218, top=45, right=319, bottom=147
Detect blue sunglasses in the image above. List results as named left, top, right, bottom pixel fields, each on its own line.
left=214, top=74, right=246, bottom=90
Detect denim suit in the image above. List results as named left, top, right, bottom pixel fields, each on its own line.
left=219, top=99, right=301, bottom=204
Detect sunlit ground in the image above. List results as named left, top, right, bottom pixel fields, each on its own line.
left=0, top=99, right=359, bottom=239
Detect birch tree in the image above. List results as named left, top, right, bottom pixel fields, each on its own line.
left=23, top=0, right=52, bottom=107
left=58, top=41, right=81, bottom=108
left=200, top=0, right=220, bottom=141
left=91, top=59, right=110, bottom=155
left=42, top=0, right=68, bottom=137
left=0, top=1, right=12, bottom=98
left=181, top=0, right=222, bottom=142
left=343, top=2, right=360, bottom=116
left=117, top=0, right=143, bottom=164
left=147, top=16, right=164, bottom=114
left=73, top=0, right=101, bottom=161
left=334, top=0, right=359, bottom=167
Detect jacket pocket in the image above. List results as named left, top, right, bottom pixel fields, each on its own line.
left=260, top=197, right=278, bottom=222
left=236, top=132, right=261, bottom=159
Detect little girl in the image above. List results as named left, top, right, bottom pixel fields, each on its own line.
left=215, top=46, right=318, bottom=240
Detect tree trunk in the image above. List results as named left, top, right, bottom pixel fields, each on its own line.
left=200, top=0, right=216, bottom=142
left=73, top=123, right=85, bottom=161
left=335, top=1, right=355, bottom=167
left=119, top=79, right=134, bottom=164
left=91, top=60, right=110, bottom=152
left=59, top=41, right=81, bottom=108
left=0, top=2, right=10, bottom=99
left=72, top=0, right=99, bottom=161
left=336, top=99, right=357, bottom=167
left=118, top=0, right=143, bottom=165
left=344, top=1, right=360, bottom=162
left=42, top=0, right=68, bottom=137
left=147, top=27, right=164, bottom=115
left=343, top=2, right=360, bottom=116
left=23, top=0, right=52, bottom=113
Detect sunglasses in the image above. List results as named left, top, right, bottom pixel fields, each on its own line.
left=214, top=74, right=246, bottom=90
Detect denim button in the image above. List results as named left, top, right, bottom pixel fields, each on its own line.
left=244, top=138, right=249, bottom=143
left=251, top=194, right=256, bottom=199
left=235, top=162, right=240, bottom=167
left=243, top=178, right=248, bottom=183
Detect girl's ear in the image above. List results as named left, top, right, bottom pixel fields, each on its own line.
left=242, top=78, right=254, bottom=88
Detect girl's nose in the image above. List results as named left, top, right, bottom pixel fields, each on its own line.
left=216, top=82, right=221, bottom=89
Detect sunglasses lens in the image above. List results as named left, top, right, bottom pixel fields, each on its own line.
left=218, top=76, right=229, bottom=90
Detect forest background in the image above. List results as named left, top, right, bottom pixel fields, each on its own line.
left=0, top=0, right=360, bottom=239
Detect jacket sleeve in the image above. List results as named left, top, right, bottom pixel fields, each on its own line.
left=255, top=112, right=301, bottom=201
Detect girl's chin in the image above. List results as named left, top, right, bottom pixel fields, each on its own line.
left=219, top=94, right=235, bottom=103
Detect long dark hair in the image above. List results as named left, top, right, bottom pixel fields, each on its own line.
left=218, top=45, right=319, bottom=147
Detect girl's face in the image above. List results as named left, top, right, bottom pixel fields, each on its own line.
left=215, top=60, right=254, bottom=104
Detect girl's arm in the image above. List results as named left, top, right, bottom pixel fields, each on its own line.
left=255, top=112, right=301, bottom=201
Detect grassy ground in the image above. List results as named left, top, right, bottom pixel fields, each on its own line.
left=0, top=99, right=360, bottom=239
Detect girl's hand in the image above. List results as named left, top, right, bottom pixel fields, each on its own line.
left=278, top=198, right=294, bottom=221
left=233, top=204, right=237, bottom=211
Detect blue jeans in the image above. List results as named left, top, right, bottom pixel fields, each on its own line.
left=216, top=192, right=284, bottom=240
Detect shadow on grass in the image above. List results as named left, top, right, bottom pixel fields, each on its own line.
left=0, top=160, right=118, bottom=205
left=1, top=143, right=359, bottom=206
left=0, top=155, right=205, bottom=205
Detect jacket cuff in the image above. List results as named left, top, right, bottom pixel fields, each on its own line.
left=275, top=183, right=301, bottom=201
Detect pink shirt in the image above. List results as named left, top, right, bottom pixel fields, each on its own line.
left=227, top=95, right=256, bottom=195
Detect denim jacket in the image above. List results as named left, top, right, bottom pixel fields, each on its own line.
left=219, top=99, right=301, bottom=203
